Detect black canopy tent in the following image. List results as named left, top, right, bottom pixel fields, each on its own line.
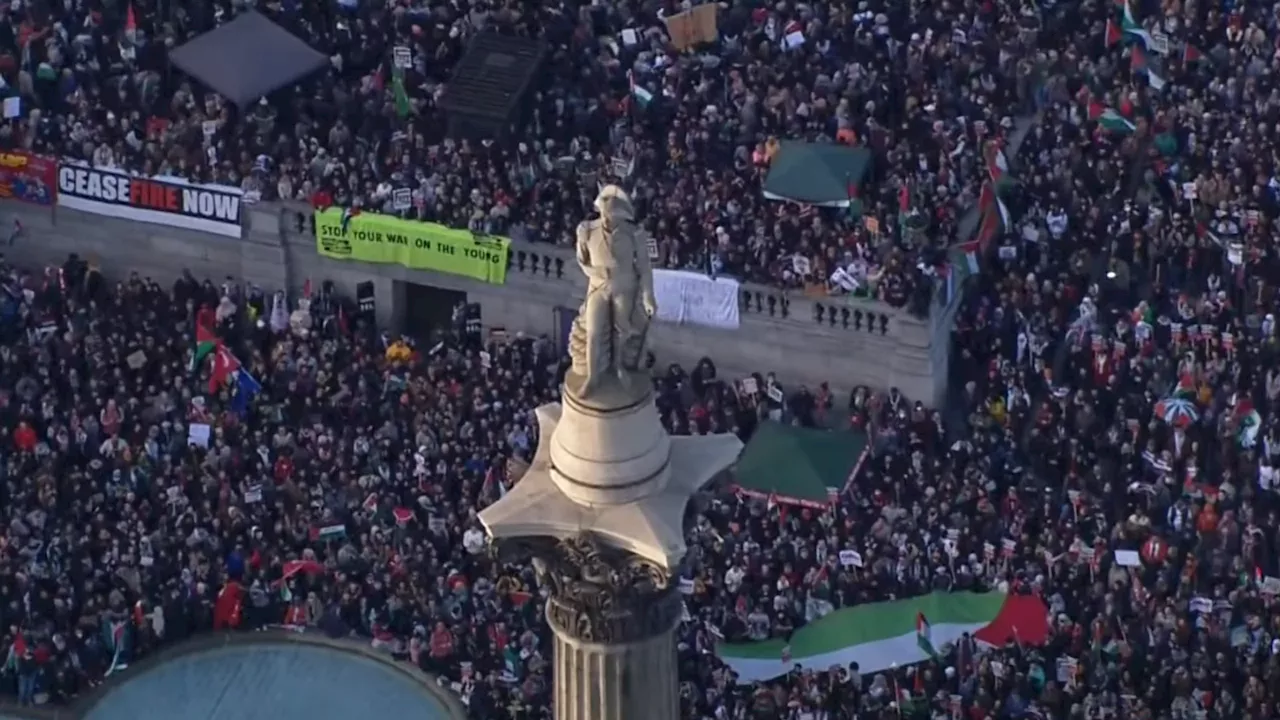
left=168, top=12, right=328, bottom=107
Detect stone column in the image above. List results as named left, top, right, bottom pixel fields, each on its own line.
left=549, top=599, right=681, bottom=720
left=499, top=535, right=684, bottom=720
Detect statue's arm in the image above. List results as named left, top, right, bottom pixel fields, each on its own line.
left=576, top=222, right=592, bottom=269
left=636, top=229, right=657, bottom=314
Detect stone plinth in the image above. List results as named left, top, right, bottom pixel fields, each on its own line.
left=549, top=384, right=672, bottom=506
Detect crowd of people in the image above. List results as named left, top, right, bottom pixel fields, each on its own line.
left=1, top=0, right=1280, bottom=718
left=3, top=0, right=1057, bottom=302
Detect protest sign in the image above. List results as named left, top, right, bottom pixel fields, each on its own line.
left=664, top=4, right=718, bottom=51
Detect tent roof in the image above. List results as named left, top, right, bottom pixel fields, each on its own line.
left=763, top=141, right=873, bottom=205
left=169, top=12, right=328, bottom=107
left=734, top=422, right=868, bottom=506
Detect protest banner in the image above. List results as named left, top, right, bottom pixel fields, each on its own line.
left=314, top=209, right=510, bottom=284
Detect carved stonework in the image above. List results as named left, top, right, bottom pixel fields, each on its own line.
left=493, top=534, right=681, bottom=645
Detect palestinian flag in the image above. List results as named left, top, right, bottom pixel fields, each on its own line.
left=208, top=343, right=241, bottom=394
left=716, top=592, right=1048, bottom=683
left=984, top=141, right=1014, bottom=194
left=916, top=612, right=938, bottom=658
left=975, top=201, right=1002, bottom=251
left=1183, top=44, right=1203, bottom=65
left=1098, top=108, right=1136, bottom=134
left=1130, top=44, right=1149, bottom=73
left=628, top=70, right=653, bottom=107
left=1105, top=19, right=1122, bottom=47
left=1120, top=2, right=1153, bottom=48
left=1236, top=398, right=1261, bottom=448
left=953, top=239, right=981, bottom=277
left=1171, top=373, right=1197, bottom=399
left=191, top=321, right=217, bottom=371
left=973, top=182, right=1009, bottom=250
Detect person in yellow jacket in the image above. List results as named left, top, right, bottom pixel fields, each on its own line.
left=386, top=339, right=412, bottom=364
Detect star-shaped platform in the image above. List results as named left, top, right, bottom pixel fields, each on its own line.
left=479, top=402, right=743, bottom=572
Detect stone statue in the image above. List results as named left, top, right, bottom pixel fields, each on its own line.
left=566, top=185, right=658, bottom=402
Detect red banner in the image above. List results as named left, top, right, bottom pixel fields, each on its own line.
left=0, top=150, right=55, bottom=205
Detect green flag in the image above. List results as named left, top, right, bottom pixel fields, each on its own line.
left=392, top=66, right=412, bottom=119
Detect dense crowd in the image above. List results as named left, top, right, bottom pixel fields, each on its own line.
left=1, top=0, right=1280, bottom=718
left=2, top=0, right=1057, bottom=302
left=0, top=255, right=824, bottom=714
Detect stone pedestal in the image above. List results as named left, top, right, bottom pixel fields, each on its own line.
left=550, top=590, right=681, bottom=720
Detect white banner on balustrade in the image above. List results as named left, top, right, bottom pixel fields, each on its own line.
left=651, top=269, right=740, bottom=330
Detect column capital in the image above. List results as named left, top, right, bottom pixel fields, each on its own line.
left=494, top=534, right=682, bottom=645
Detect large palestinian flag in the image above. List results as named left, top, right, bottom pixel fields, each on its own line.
left=717, top=592, right=1048, bottom=683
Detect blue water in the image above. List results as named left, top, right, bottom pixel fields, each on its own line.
left=84, top=644, right=458, bottom=720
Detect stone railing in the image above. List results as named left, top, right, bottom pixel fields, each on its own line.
left=1, top=198, right=951, bottom=406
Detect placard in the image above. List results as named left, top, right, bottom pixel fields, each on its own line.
left=1150, top=32, right=1170, bottom=55
left=1227, top=243, right=1243, bottom=266
left=741, top=377, right=758, bottom=395
left=647, top=236, right=659, bottom=260
left=1114, top=549, right=1141, bottom=567
left=767, top=385, right=783, bottom=403
left=188, top=423, right=210, bottom=448
left=679, top=577, right=695, bottom=594
left=244, top=484, right=263, bottom=503
left=480, top=351, right=491, bottom=369
left=663, top=4, right=718, bottom=51
left=392, top=187, right=412, bottom=211
left=393, top=46, right=412, bottom=69
left=839, top=549, right=863, bottom=567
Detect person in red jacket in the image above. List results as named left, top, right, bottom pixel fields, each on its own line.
left=13, top=422, right=36, bottom=453
left=213, top=581, right=243, bottom=630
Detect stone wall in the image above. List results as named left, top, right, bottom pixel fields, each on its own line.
left=1, top=200, right=952, bottom=406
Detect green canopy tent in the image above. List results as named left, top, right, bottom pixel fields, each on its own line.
left=762, top=141, right=873, bottom=208
left=733, top=422, right=870, bottom=508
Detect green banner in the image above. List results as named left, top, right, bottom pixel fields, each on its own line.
left=314, top=209, right=510, bottom=284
